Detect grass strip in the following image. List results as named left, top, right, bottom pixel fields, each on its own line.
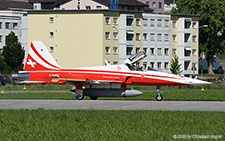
left=0, top=110, right=224, bottom=140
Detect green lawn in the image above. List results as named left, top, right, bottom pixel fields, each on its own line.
left=0, top=110, right=224, bottom=140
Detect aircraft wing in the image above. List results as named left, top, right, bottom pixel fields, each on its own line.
left=51, top=76, right=125, bottom=84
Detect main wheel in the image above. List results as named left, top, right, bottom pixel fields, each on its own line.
left=156, top=94, right=163, bottom=101
left=76, top=94, right=84, bottom=100
left=90, top=96, right=98, bottom=100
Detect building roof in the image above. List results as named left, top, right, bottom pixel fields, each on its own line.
left=0, top=0, right=32, bottom=10
left=29, top=0, right=56, bottom=3
left=53, top=0, right=147, bottom=7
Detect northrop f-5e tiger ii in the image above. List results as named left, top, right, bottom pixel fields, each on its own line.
left=13, top=41, right=211, bottom=101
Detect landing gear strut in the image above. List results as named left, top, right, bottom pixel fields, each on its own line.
left=156, top=86, right=163, bottom=101
left=72, top=83, right=85, bottom=100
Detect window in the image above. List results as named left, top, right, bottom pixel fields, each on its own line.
left=172, top=49, right=176, bottom=55
left=172, top=35, right=176, bottom=41
left=150, top=33, right=155, bottom=41
left=113, top=32, right=118, bottom=40
left=164, top=34, right=169, bottom=42
left=159, top=2, right=162, bottom=8
left=126, top=16, right=133, bottom=26
left=127, top=33, right=134, bottom=41
left=152, top=2, right=156, bottom=8
left=105, top=17, right=110, bottom=24
left=184, top=61, right=190, bottom=70
left=184, top=48, right=191, bottom=56
left=165, top=48, right=169, bottom=55
left=5, top=22, right=10, bottom=29
left=146, top=1, right=149, bottom=5
left=185, top=20, right=191, bottom=29
left=172, top=21, right=176, bottom=28
left=143, top=48, right=147, bottom=54
left=150, top=19, right=155, bottom=27
left=193, top=22, right=196, bottom=28
left=157, top=48, right=162, bottom=55
left=150, top=62, right=154, bottom=68
left=50, top=17, right=54, bottom=23
left=165, top=20, right=169, bottom=27
left=0, top=22, right=2, bottom=29
left=143, top=19, right=147, bottom=27
left=136, top=19, right=140, bottom=26
left=157, top=19, right=162, bottom=27
left=143, top=62, right=147, bottom=69
left=192, top=35, right=196, bottom=42
left=0, top=35, right=2, bottom=42
left=113, top=17, right=117, bottom=24
left=157, top=62, right=162, bottom=69
left=113, top=47, right=118, bottom=54
left=13, top=23, right=18, bottom=29
left=143, top=33, right=148, bottom=41
left=136, top=33, right=140, bottom=41
left=157, top=34, right=162, bottom=41
left=105, top=47, right=110, bottom=54
left=164, top=62, right=169, bottom=69
left=150, top=48, right=155, bottom=55
left=50, top=47, right=54, bottom=53
left=105, top=32, right=110, bottom=40
left=50, top=32, right=54, bottom=38
left=126, top=47, right=133, bottom=55
left=136, top=48, right=140, bottom=53
left=192, top=49, right=196, bottom=56
left=184, top=33, right=191, bottom=43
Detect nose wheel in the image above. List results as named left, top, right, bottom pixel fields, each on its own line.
left=156, top=93, right=163, bottom=101
left=156, top=86, right=163, bottom=101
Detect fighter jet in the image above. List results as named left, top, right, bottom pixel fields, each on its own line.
left=13, top=41, right=211, bottom=101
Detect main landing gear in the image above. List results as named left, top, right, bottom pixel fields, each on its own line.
left=72, top=84, right=85, bottom=100
left=156, top=86, right=163, bottom=101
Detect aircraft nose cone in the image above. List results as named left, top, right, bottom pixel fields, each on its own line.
left=188, top=79, right=212, bottom=86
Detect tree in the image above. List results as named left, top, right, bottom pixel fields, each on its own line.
left=171, top=0, right=225, bottom=74
left=2, top=31, right=25, bottom=72
left=0, top=52, right=6, bottom=73
left=170, top=55, right=182, bottom=74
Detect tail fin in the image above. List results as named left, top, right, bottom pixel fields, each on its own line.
left=24, top=41, right=61, bottom=71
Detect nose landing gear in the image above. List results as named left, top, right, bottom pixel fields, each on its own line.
left=156, top=86, right=163, bottom=101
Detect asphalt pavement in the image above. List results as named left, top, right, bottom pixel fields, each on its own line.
left=0, top=100, right=224, bottom=111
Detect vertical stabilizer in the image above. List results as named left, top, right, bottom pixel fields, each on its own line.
left=24, top=41, right=61, bottom=71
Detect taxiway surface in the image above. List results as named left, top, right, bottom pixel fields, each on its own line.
left=0, top=100, right=225, bottom=111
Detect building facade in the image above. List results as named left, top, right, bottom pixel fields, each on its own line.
left=137, top=0, right=164, bottom=14
left=171, top=14, right=199, bottom=76
left=142, top=13, right=171, bottom=73
left=27, top=10, right=142, bottom=68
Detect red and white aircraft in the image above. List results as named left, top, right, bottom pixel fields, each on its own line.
left=13, top=41, right=211, bottom=101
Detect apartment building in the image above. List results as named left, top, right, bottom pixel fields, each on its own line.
left=30, top=0, right=149, bottom=12
left=171, top=14, right=199, bottom=76
left=0, top=11, right=23, bottom=51
left=142, top=13, right=171, bottom=73
left=27, top=10, right=142, bottom=68
left=0, top=0, right=32, bottom=62
left=137, top=0, right=164, bottom=14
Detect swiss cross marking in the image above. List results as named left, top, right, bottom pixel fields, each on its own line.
left=27, top=59, right=36, bottom=68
